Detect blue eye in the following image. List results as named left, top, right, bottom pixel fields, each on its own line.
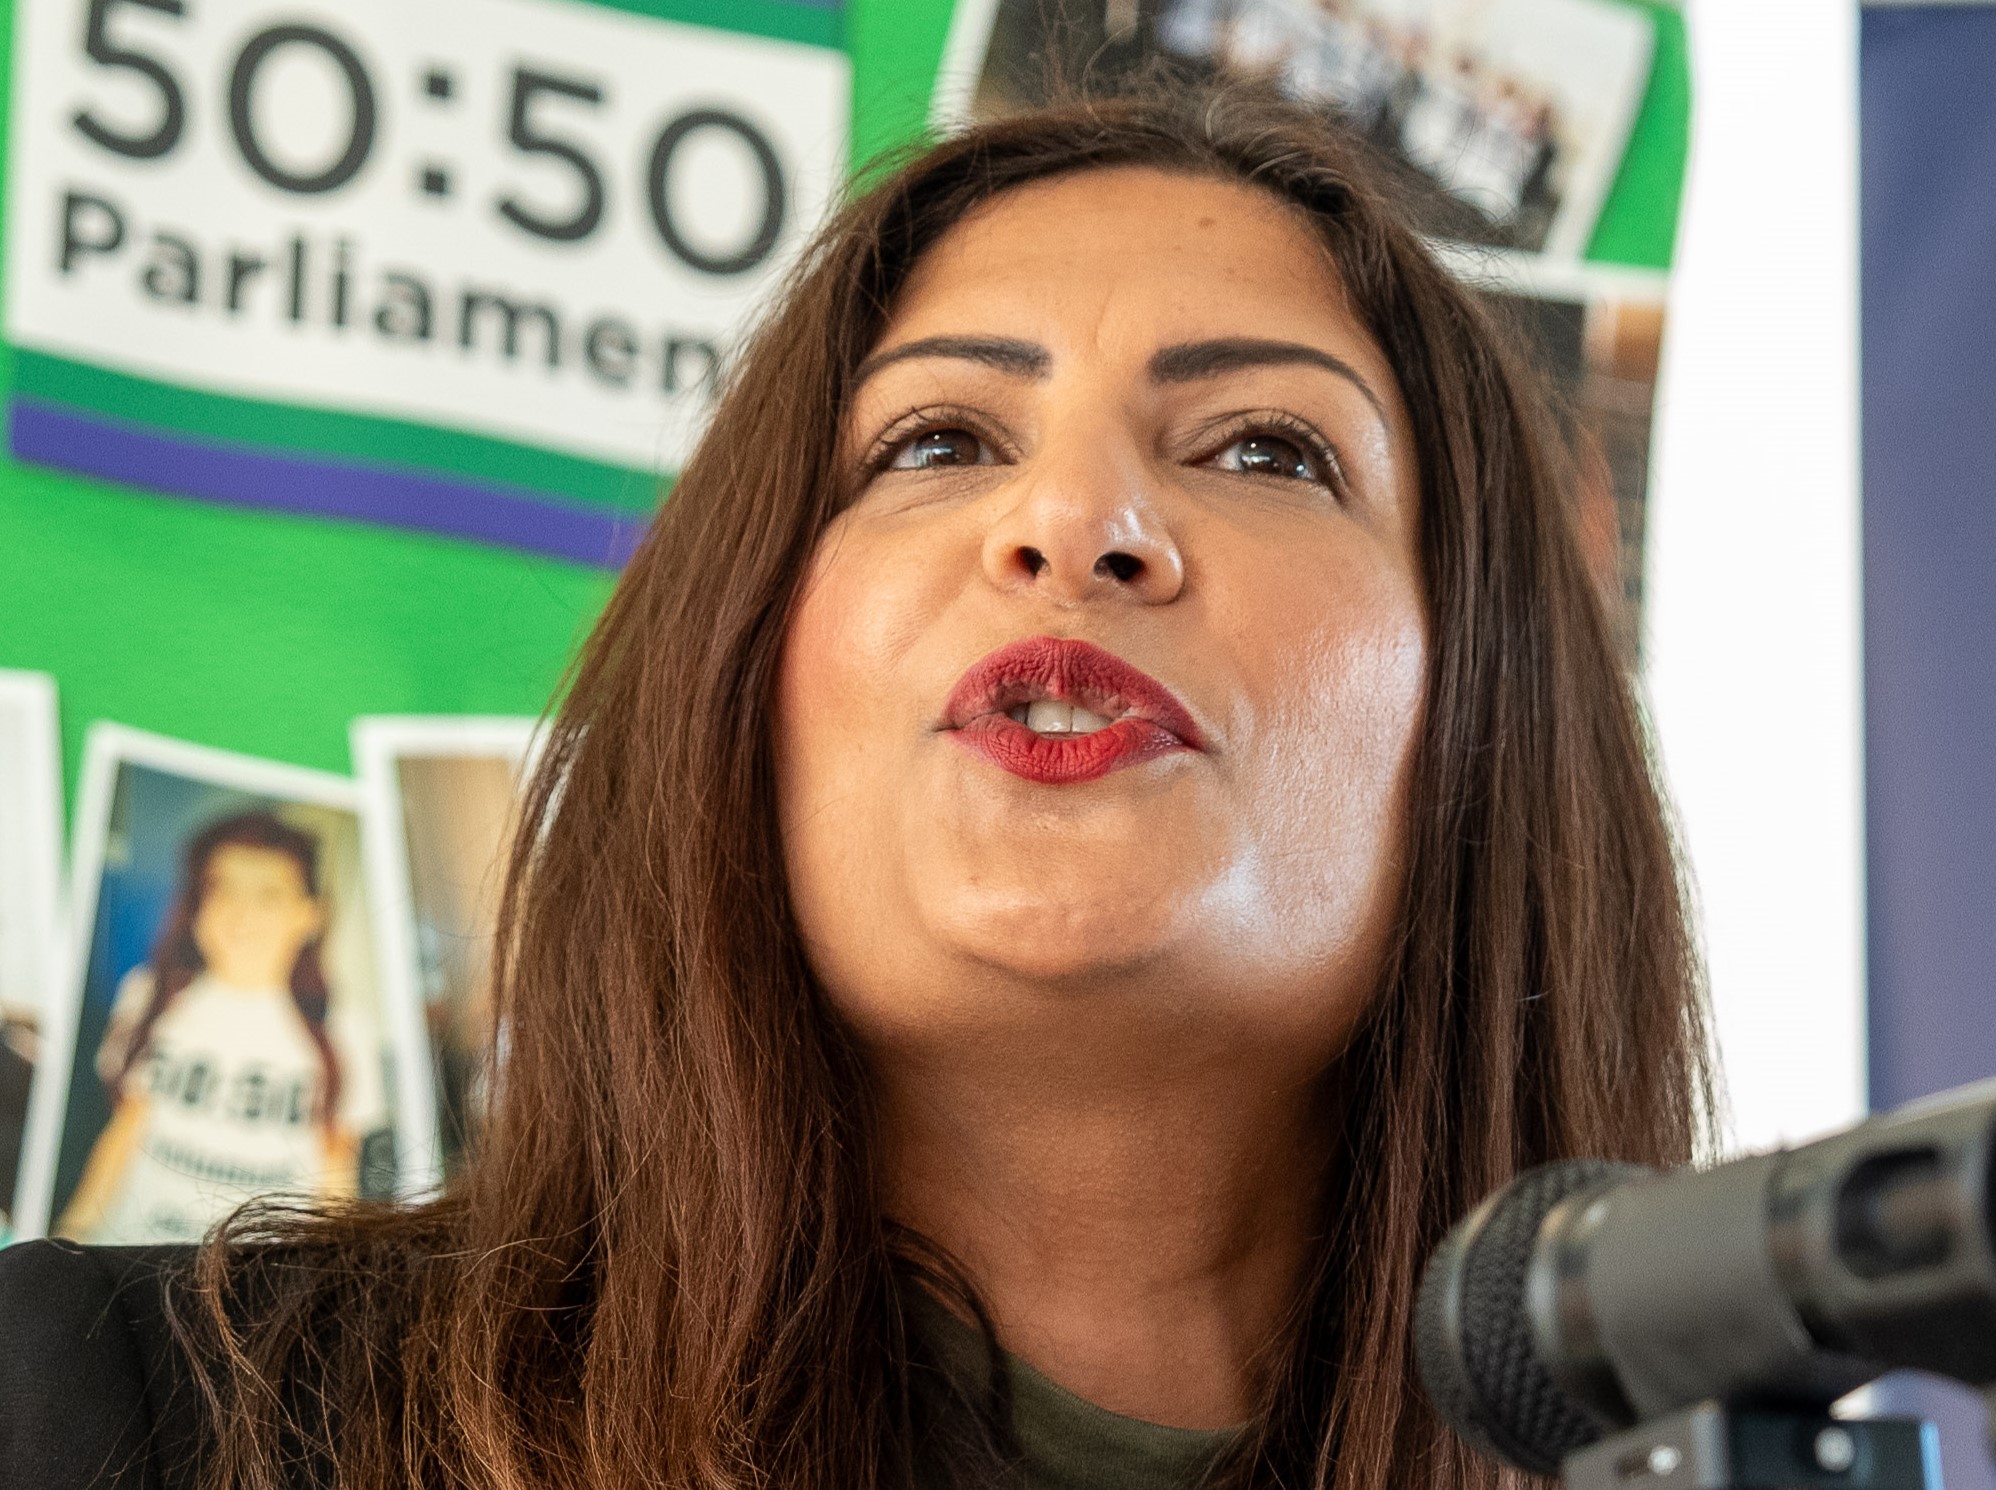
left=889, top=428, right=989, bottom=470
left=1213, top=433, right=1321, bottom=482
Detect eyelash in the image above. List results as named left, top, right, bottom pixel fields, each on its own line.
left=862, top=404, right=1011, bottom=474
left=1195, top=410, right=1349, bottom=493
left=862, top=405, right=1350, bottom=494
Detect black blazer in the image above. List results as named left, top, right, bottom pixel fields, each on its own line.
left=0, top=1240, right=207, bottom=1490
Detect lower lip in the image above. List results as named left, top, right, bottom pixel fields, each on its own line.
left=949, top=714, right=1191, bottom=784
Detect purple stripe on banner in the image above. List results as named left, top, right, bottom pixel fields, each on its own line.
left=9, top=397, right=649, bottom=569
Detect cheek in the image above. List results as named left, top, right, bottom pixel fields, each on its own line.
left=779, top=509, right=975, bottom=713
left=774, top=563, right=852, bottom=923
left=1222, top=553, right=1428, bottom=989
left=773, top=520, right=948, bottom=941
left=777, top=522, right=904, bottom=812
left=278, top=903, right=319, bottom=948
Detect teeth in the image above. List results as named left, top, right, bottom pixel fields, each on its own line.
left=1015, top=700, right=1116, bottom=735
left=1026, top=700, right=1072, bottom=734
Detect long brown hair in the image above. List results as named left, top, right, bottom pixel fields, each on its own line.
left=180, top=86, right=1709, bottom=1490
left=118, top=810, right=342, bottom=1126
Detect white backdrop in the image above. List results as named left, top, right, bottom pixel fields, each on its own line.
left=1645, top=0, right=1866, bottom=1156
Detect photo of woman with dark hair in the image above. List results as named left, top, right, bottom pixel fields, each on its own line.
left=57, top=810, right=358, bottom=1243
left=9, top=726, right=402, bottom=1245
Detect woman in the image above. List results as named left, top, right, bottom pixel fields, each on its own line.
left=56, top=810, right=358, bottom=1243
left=0, top=86, right=1706, bottom=1490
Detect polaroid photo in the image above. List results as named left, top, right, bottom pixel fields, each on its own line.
left=14, top=723, right=410, bottom=1242
left=946, top=0, right=1656, bottom=260
left=354, top=717, right=542, bottom=1194
left=0, top=670, right=64, bottom=1243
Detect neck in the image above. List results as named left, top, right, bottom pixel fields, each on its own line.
left=875, top=1038, right=1332, bottom=1430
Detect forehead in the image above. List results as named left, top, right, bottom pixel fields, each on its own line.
left=887, top=166, right=1373, bottom=360
left=205, top=842, right=307, bottom=891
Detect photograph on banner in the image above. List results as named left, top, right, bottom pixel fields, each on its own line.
left=0, top=671, right=65, bottom=1243
left=20, top=725, right=405, bottom=1243
left=953, top=0, right=1654, bottom=258
left=1473, top=260, right=1666, bottom=654
left=356, top=717, right=540, bottom=1188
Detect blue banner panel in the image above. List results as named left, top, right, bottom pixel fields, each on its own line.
left=1861, top=3, right=1996, bottom=1111
left=1862, top=6, right=1996, bottom=1486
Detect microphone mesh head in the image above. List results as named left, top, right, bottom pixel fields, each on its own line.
left=1414, top=1159, right=1647, bottom=1475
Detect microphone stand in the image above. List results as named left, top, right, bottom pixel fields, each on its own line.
left=1562, top=1403, right=1940, bottom=1490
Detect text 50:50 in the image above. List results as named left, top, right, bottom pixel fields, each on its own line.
left=71, top=0, right=789, bottom=277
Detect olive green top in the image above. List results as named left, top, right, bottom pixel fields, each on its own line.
left=914, top=1293, right=1245, bottom=1490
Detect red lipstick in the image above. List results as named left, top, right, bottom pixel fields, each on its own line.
left=942, top=636, right=1204, bottom=785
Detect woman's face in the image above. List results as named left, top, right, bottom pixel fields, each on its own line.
left=192, top=843, right=325, bottom=991
left=777, top=167, right=1427, bottom=1081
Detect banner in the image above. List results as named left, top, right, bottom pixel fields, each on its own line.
left=0, top=0, right=1689, bottom=1235
left=6, top=0, right=848, bottom=564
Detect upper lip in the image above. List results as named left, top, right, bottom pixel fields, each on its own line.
left=941, top=636, right=1206, bottom=748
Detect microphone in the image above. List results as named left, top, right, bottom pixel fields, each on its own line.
left=1413, top=1081, right=1996, bottom=1478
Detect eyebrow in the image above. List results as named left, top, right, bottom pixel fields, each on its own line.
left=853, top=333, right=1385, bottom=419
left=853, top=335, right=1050, bottom=386
left=1148, top=338, right=1385, bottom=417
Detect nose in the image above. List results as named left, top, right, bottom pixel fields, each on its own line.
left=979, top=442, right=1185, bottom=606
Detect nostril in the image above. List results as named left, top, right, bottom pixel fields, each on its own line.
left=1018, top=546, right=1049, bottom=577
left=1094, top=551, right=1143, bottom=583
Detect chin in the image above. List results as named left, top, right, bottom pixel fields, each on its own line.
left=909, top=801, right=1244, bottom=967
left=922, top=877, right=1198, bottom=988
